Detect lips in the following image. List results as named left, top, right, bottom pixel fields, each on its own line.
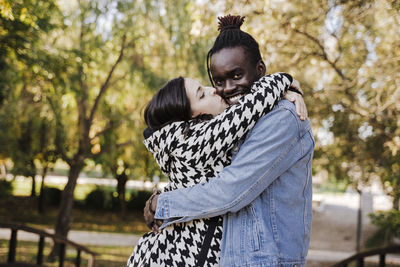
left=226, top=94, right=244, bottom=104
left=223, top=86, right=250, bottom=105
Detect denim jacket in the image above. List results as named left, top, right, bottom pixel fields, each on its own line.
left=156, top=100, right=314, bottom=267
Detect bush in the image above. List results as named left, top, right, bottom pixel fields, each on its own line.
left=0, top=180, right=12, bottom=198
left=42, top=187, right=62, bottom=206
left=85, top=188, right=106, bottom=209
left=367, top=209, right=400, bottom=247
left=84, top=188, right=117, bottom=210
left=127, top=190, right=153, bottom=211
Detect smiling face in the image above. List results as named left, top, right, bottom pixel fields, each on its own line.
left=210, top=46, right=266, bottom=105
left=184, top=78, right=228, bottom=118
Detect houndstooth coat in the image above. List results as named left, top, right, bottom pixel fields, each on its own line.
left=127, top=73, right=292, bottom=267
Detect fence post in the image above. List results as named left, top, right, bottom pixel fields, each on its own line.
left=37, top=235, right=45, bottom=265
left=75, top=249, right=81, bottom=267
left=379, top=254, right=386, bottom=267
left=7, top=229, right=17, bottom=263
left=357, top=258, right=364, bottom=267
left=59, top=243, right=66, bottom=267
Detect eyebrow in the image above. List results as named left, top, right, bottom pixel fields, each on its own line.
left=228, top=68, right=242, bottom=75
left=214, top=68, right=242, bottom=78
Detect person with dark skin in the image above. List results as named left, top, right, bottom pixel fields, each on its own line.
left=144, top=15, right=314, bottom=267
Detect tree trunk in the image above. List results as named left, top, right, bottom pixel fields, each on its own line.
left=393, top=195, right=399, bottom=210
left=0, top=162, right=6, bottom=179
left=356, top=189, right=362, bottom=252
left=31, top=175, right=36, bottom=197
left=48, top=160, right=84, bottom=259
left=117, top=171, right=128, bottom=218
left=29, top=158, right=37, bottom=197
left=38, top=165, right=48, bottom=214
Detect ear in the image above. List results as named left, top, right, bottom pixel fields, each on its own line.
left=256, top=60, right=266, bottom=76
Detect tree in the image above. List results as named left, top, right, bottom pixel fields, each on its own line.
left=0, top=0, right=61, bottom=106
left=219, top=0, right=399, bottom=208
left=0, top=0, right=62, bottom=196
left=45, top=1, right=131, bottom=253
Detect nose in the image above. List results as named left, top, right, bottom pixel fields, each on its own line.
left=216, top=87, right=224, bottom=96
left=207, top=87, right=217, bottom=95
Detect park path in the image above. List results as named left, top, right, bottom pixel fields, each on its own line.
left=0, top=228, right=141, bottom=247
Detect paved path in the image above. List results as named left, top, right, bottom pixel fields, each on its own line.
left=0, top=228, right=141, bottom=247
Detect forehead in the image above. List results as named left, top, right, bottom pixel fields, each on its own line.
left=184, top=78, right=201, bottom=97
left=210, top=47, right=250, bottom=75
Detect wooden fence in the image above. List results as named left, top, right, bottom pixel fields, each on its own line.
left=0, top=222, right=97, bottom=267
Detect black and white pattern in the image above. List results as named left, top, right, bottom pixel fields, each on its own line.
left=127, top=73, right=292, bottom=267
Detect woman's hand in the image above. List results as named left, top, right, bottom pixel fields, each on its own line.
left=284, top=79, right=308, bottom=121
left=144, top=189, right=163, bottom=233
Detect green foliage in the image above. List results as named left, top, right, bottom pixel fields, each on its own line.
left=0, top=0, right=63, bottom=106
left=314, top=178, right=349, bottom=194
left=85, top=188, right=108, bottom=210
left=84, top=187, right=117, bottom=210
left=127, top=190, right=153, bottom=211
left=42, top=187, right=62, bottom=206
left=84, top=187, right=154, bottom=211
left=0, top=180, right=12, bottom=198
left=367, top=209, right=400, bottom=247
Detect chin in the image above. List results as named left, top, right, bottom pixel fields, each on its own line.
left=227, top=98, right=241, bottom=105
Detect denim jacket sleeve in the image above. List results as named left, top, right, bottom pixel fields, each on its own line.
left=155, top=100, right=311, bottom=226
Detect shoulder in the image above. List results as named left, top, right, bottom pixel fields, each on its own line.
left=258, top=100, right=298, bottom=125
left=250, top=100, right=310, bottom=138
left=143, top=121, right=187, bottom=152
left=276, top=99, right=299, bottom=117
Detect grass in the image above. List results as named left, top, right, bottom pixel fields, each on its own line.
left=5, top=177, right=150, bottom=234
left=1, top=196, right=148, bottom=235
left=11, top=176, right=143, bottom=201
left=12, top=178, right=99, bottom=201
left=313, top=179, right=349, bottom=194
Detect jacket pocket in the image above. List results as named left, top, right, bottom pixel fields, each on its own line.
left=248, top=204, right=261, bottom=251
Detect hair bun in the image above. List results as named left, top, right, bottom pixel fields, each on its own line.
left=217, top=15, right=245, bottom=32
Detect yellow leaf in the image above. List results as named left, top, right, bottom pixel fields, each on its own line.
left=0, top=0, right=14, bottom=20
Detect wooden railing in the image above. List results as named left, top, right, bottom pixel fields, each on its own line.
left=0, top=222, right=97, bottom=267
left=332, top=245, right=400, bottom=267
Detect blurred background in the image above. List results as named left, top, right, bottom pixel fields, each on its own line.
left=0, top=0, right=399, bottom=266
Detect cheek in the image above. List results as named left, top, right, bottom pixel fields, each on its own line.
left=240, top=77, right=251, bottom=87
left=190, top=104, right=201, bottom=118
left=217, top=101, right=227, bottom=113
